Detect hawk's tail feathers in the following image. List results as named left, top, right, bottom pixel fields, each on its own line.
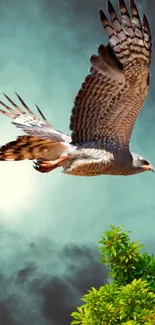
left=0, top=135, right=72, bottom=163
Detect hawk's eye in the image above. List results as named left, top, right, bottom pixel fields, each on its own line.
left=141, top=159, right=149, bottom=166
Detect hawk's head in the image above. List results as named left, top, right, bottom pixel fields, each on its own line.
left=131, top=153, right=154, bottom=175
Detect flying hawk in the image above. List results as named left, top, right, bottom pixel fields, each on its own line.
left=0, top=0, right=153, bottom=176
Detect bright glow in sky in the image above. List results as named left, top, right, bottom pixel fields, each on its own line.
left=0, top=162, right=36, bottom=215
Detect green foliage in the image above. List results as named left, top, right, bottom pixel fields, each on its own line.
left=99, top=225, right=155, bottom=291
left=71, top=226, right=155, bottom=325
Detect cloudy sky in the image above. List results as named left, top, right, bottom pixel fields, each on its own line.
left=0, top=0, right=154, bottom=324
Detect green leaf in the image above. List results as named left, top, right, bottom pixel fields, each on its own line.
left=111, top=246, right=117, bottom=257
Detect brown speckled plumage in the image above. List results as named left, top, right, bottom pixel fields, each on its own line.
left=0, top=0, right=153, bottom=177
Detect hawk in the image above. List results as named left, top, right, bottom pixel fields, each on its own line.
left=0, top=0, right=153, bottom=176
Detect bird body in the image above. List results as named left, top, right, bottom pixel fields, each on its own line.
left=0, top=0, right=154, bottom=177
left=60, top=142, right=130, bottom=176
left=61, top=144, right=115, bottom=177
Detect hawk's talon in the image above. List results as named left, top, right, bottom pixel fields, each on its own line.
left=33, top=161, right=39, bottom=170
left=32, top=157, right=67, bottom=173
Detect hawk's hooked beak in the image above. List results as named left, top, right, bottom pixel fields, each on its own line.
left=143, top=164, right=154, bottom=172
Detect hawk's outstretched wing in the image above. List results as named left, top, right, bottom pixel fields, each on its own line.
left=70, top=0, right=152, bottom=146
left=0, top=93, right=71, bottom=143
left=0, top=94, right=71, bottom=161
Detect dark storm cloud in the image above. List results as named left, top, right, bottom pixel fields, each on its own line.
left=0, top=231, right=107, bottom=325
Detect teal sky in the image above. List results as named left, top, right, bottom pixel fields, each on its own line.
left=0, top=0, right=154, bottom=324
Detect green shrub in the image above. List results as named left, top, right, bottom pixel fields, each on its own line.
left=71, top=226, right=155, bottom=325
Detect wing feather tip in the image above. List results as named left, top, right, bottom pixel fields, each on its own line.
left=143, top=14, right=151, bottom=32
left=107, top=0, right=115, bottom=15
left=35, top=104, right=47, bottom=121
left=99, top=8, right=108, bottom=25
